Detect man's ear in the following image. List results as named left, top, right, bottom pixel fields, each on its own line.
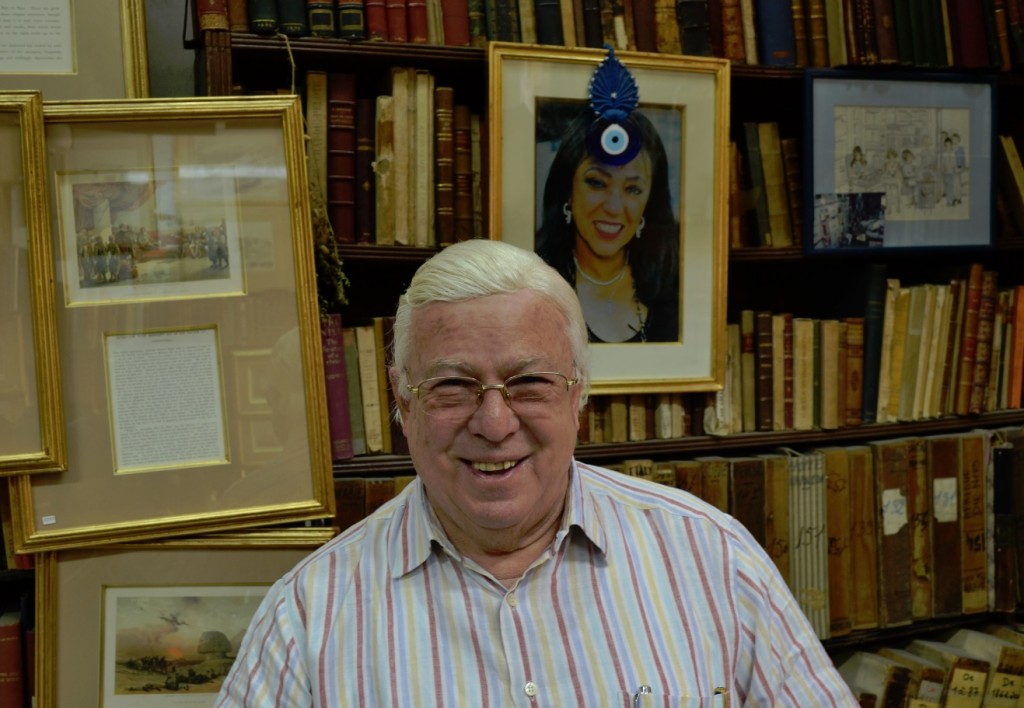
left=389, top=367, right=409, bottom=430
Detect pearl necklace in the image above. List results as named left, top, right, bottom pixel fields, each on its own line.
left=573, top=255, right=626, bottom=287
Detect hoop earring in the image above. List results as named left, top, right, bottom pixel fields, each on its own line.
left=635, top=217, right=645, bottom=239
left=563, top=202, right=572, bottom=225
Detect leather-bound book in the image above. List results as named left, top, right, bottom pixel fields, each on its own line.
left=306, top=70, right=329, bottom=202
left=354, top=97, right=376, bottom=244
left=374, top=95, right=396, bottom=245
left=958, top=430, right=988, bottom=615
left=756, top=122, right=792, bottom=247
left=386, top=0, right=410, bottom=39
left=740, top=122, right=772, bottom=247
left=227, top=0, right=250, bottom=31
left=408, top=0, right=430, bottom=40
left=805, top=0, right=830, bottom=65
left=342, top=328, right=367, bottom=455
left=654, top=0, right=683, bottom=50
left=846, top=445, right=879, bottom=630
left=433, top=86, right=456, bottom=246
left=441, top=0, right=473, bottom=42
left=707, top=0, right=725, bottom=55
left=308, top=0, right=339, bottom=35
left=694, top=456, right=730, bottom=512
left=739, top=310, right=757, bottom=433
left=843, top=317, right=864, bottom=427
left=871, top=0, right=899, bottom=62
left=0, top=612, right=25, bottom=708
left=890, top=0, right=913, bottom=63
left=859, top=263, right=887, bottom=425
left=753, top=0, right=796, bottom=64
left=249, top=0, right=279, bottom=33
left=468, top=0, right=488, bottom=44
left=789, top=0, right=809, bottom=65
left=853, top=0, right=879, bottom=64
left=199, top=0, right=231, bottom=30
left=754, top=310, right=774, bottom=431
left=925, top=433, right=963, bottom=617
left=904, top=437, right=931, bottom=621
left=633, top=0, right=657, bottom=49
left=337, top=0, right=368, bottom=36
left=327, top=73, right=357, bottom=243
left=321, top=314, right=354, bottom=461
left=817, top=446, right=852, bottom=637
left=453, top=104, right=474, bottom=242
left=992, top=444, right=1018, bottom=612
left=580, top=0, right=605, bottom=45
left=720, top=0, right=747, bottom=61
left=491, top=0, right=523, bottom=40
left=365, top=477, right=397, bottom=515
left=968, top=269, right=999, bottom=413
left=869, top=438, right=913, bottom=627
left=277, top=0, right=310, bottom=35
left=335, top=477, right=367, bottom=530
left=535, top=0, right=567, bottom=43
left=676, top=0, right=714, bottom=54
left=728, top=457, right=767, bottom=546
left=948, top=0, right=995, bottom=67
left=1009, top=0, right=1024, bottom=66
left=954, top=263, right=985, bottom=415
left=758, top=453, right=790, bottom=583
left=364, top=0, right=389, bottom=38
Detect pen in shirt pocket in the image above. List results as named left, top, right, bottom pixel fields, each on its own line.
left=631, top=684, right=730, bottom=706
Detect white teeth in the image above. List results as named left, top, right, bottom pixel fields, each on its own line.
left=596, top=222, right=621, bottom=234
left=473, top=460, right=517, bottom=472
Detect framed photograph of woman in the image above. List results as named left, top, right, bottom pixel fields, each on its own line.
left=489, top=43, right=730, bottom=395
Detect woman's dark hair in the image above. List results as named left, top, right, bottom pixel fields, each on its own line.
left=535, top=108, right=679, bottom=313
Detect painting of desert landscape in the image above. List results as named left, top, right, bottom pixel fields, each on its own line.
left=102, top=585, right=267, bottom=704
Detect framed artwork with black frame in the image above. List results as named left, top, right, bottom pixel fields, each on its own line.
left=804, top=70, right=996, bottom=254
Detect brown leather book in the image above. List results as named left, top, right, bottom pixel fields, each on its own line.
left=992, top=444, right=1017, bottom=612
left=754, top=310, right=774, bottom=431
left=386, top=0, right=410, bottom=39
left=694, top=456, right=730, bottom=512
left=334, top=477, right=367, bottom=531
left=805, top=0, right=830, bottom=65
left=441, top=0, right=472, bottom=42
left=856, top=0, right=880, bottom=63
left=758, top=453, right=791, bottom=584
left=728, top=457, right=766, bottom=547
left=846, top=445, right=879, bottom=630
left=706, top=0, right=725, bottom=55
left=843, top=317, right=864, bottom=427
left=321, top=314, right=355, bottom=462
left=968, top=269, right=999, bottom=413
left=958, top=430, right=988, bottom=614
left=817, top=446, right=852, bottom=637
left=925, top=433, right=963, bottom=617
left=904, top=437, right=932, bottom=621
left=720, top=0, right=747, bottom=60
left=327, top=73, right=357, bottom=243
left=633, top=0, right=658, bottom=49
left=433, top=86, right=456, bottom=246
left=871, top=0, right=899, bottom=62
left=453, top=104, right=474, bottom=242
left=869, top=437, right=913, bottom=627
left=790, top=0, right=810, bottom=64
left=673, top=460, right=704, bottom=498
left=739, top=310, right=757, bottom=433
left=199, top=0, right=231, bottom=30
left=227, top=0, right=250, bottom=30
left=954, top=263, right=985, bottom=415
left=364, top=0, right=389, bottom=38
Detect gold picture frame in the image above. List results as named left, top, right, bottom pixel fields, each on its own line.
left=36, top=528, right=335, bottom=708
left=0, top=0, right=149, bottom=99
left=488, top=43, right=730, bottom=395
left=0, top=91, right=66, bottom=475
left=10, top=95, right=335, bottom=552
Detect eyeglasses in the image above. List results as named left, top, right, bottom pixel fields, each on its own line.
left=406, top=371, right=578, bottom=420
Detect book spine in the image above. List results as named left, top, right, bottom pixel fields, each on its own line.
left=581, top=0, right=606, bottom=45
left=321, top=314, right=355, bottom=461
left=905, top=437, right=932, bottom=620
left=968, top=270, right=999, bottom=414
left=955, top=263, right=985, bottom=415
left=847, top=446, right=880, bottom=629
left=677, top=0, right=714, bottom=54
left=277, top=0, right=310, bottom=35
left=386, top=0, right=410, bottom=39
left=754, top=0, right=797, bottom=65
left=871, top=0, right=899, bottom=62
left=374, top=95, right=396, bottom=245
left=199, top=0, right=231, bottom=30
left=308, top=0, right=339, bottom=35
left=327, top=73, right=357, bottom=244
left=249, top=0, right=280, bottom=33
left=494, top=0, right=523, bottom=39
left=338, top=0, right=369, bottom=36
left=354, top=97, right=376, bottom=244
left=729, top=458, right=767, bottom=546
left=342, top=328, right=367, bottom=455
left=408, top=0, right=430, bottom=40
left=434, top=86, right=456, bottom=247
left=653, top=0, right=683, bottom=50
left=755, top=311, right=774, bottom=431
left=720, top=0, right=748, bottom=60
left=453, top=105, right=474, bottom=242
left=227, top=0, right=250, bottom=31
left=364, top=0, right=389, bottom=37
left=741, top=121, right=773, bottom=247
left=805, top=0, right=830, bottom=65
left=468, top=0, right=489, bottom=44
left=535, top=0, right=566, bottom=42
left=872, top=439, right=913, bottom=627
left=860, top=264, right=887, bottom=424
left=959, top=431, right=988, bottom=614
left=844, top=317, right=865, bottom=427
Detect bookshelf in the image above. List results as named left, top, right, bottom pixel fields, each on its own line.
left=189, top=11, right=1024, bottom=667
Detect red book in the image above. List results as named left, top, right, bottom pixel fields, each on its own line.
left=948, top=0, right=994, bottom=67
left=453, top=105, right=474, bottom=242
left=441, top=0, right=473, bottom=44
left=0, top=612, right=24, bottom=708
left=954, top=264, right=984, bottom=415
left=385, top=0, right=409, bottom=39
left=407, top=0, right=430, bottom=40
left=364, top=0, right=389, bottom=38
left=327, top=73, right=357, bottom=243
left=434, top=86, right=456, bottom=245
left=198, top=0, right=231, bottom=30
left=321, top=314, right=354, bottom=461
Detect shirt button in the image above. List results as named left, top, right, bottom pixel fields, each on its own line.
left=507, top=593, right=518, bottom=607
left=524, top=681, right=538, bottom=698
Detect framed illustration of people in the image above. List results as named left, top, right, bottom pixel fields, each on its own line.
left=806, top=70, right=995, bottom=253
left=490, top=44, right=729, bottom=394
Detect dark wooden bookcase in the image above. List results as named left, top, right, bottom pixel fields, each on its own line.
left=191, top=28, right=1024, bottom=654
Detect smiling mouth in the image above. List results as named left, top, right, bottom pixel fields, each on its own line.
left=594, top=221, right=623, bottom=236
left=471, top=460, right=518, bottom=473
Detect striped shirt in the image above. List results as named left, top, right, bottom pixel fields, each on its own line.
left=215, top=460, right=857, bottom=707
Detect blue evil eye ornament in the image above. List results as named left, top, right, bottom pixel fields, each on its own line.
left=586, top=45, right=641, bottom=166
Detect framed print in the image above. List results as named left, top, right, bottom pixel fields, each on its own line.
left=10, top=95, right=335, bottom=552
left=0, top=0, right=149, bottom=99
left=805, top=70, right=996, bottom=253
left=488, top=43, right=730, bottom=395
left=0, top=91, right=65, bottom=475
left=36, top=528, right=335, bottom=708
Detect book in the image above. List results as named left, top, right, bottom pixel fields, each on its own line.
left=805, top=0, right=830, bottom=65
left=413, top=70, right=435, bottom=247
left=909, top=283, right=937, bottom=421
left=871, top=0, right=899, bottom=62
left=753, top=0, right=797, bottom=64
left=924, top=283, right=952, bottom=418
left=249, top=0, right=280, bottom=33
left=739, top=0, right=759, bottom=62
left=385, top=0, right=410, bottom=38
left=906, top=639, right=991, bottom=708
left=354, top=97, right=376, bottom=244
left=364, top=0, right=388, bottom=37
left=321, top=314, right=354, bottom=462
left=535, top=0, right=567, bottom=43
left=786, top=450, right=830, bottom=639
left=653, top=0, right=683, bottom=50
left=942, top=277, right=968, bottom=415
left=846, top=445, right=879, bottom=631
left=374, top=95, right=396, bottom=245
left=822, top=0, right=848, bottom=64
left=673, top=460, right=703, bottom=498
left=468, top=0, right=488, bottom=43
left=758, top=453, right=791, bottom=583
left=817, top=319, right=840, bottom=430
left=816, top=446, right=852, bottom=636
left=354, top=325, right=384, bottom=454
left=453, top=104, right=474, bottom=242
left=948, top=0, right=995, bottom=67
left=959, top=430, right=989, bottom=614
left=389, top=67, right=414, bottom=245
left=407, top=0, right=431, bottom=41
left=991, top=444, right=1018, bottom=613
left=719, top=0, right=748, bottom=60
left=227, top=0, right=250, bottom=31
left=874, top=277, right=900, bottom=424
left=334, top=476, right=367, bottom=530
left=519, top=0, right=538, bottom=42
left=754, top=310, right=774, bottom=431
left=728, top=457, right=767, bottom=546
left=884, top=285, right=911, bottom=423
left=925, top=433, right=963, bottom=618
left=470, top=112, right=483, bottom=239
left=627, top=394, right=647, bottom=442
left=694, top=456, right=730, bottom=512
left=739, top=310, right=757, bottom=432
left=770, top=313, right=786, bottom=430
left=676, top=0, right=714, bottom=54
left=756, top=122, right=793, bottom=247
left=969, top=270, right=1000, bottom=414
left=309, top=0, right=339, bottom=35
left=433, top=86, right=456, bottom=246
left=373, top=316, right=406, bottom=455
left=740, top=122, right=773, bottom=247
left=868, top=437, right=912, bottom=627
left=305, top=70, right=329, bottom=206
left=0, top=611, right=24, bottom=708
left=779, top=136, right=803, bottom=245
left=337, top=0, right=368, bottom=37
left=836, top=651, right=913, bottom=707
left=843, top=317, right=865, bottom=427
left=904, top=437, right=931, bottom=621
left=788, top=0, right=809, bottom=64
left=791, top=317, right=815, bottom=431
left=327, top=72, right=357, bottom=243
left=945, top=628, right=1024, bottom=707
left=632, top=0, right=657, bottom=49
left=875, top=646, right=947, bottom=705
left=896, top=284, right=927, bottom=422
left=199, top=0, right=231, bottom=30
left=441, top=0, right=473, bottom=42
left=342, top=327, right=367, bottom=456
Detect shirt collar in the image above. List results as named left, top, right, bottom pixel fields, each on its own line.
left=390, top=458, right=608, bottom=578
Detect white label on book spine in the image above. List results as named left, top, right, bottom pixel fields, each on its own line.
left=881, top=488, right=908, bottom=535
left=933, top=477, right=958, bottom=523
